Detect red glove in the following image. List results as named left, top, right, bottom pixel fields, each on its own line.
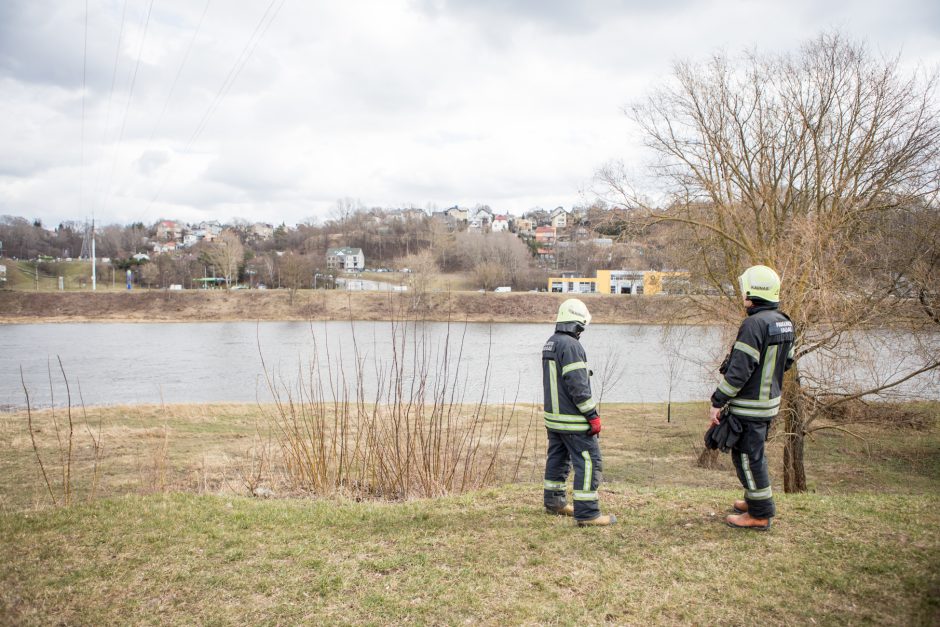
left=587, top=416, right=601, bottom=437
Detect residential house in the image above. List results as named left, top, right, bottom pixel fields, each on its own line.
left=534, top=226, right=557, bottom=246
left=570, top=206, right=588, bottom=224
left=537, top=248, right=555, bottom=264
left=327, top=247, right=365, bottom=272
left=491, top=215, right=509, bottom=232
left=197, top=220, right=223, bottom=242
left=513, top=217, right=534, bottom=235
left=152, top=241, right=179, bottom=254
left=468, top=206, right=494, bottom=231
left=445, top=206, right=469, bottom=223
left=550, top=207, right=568, bottom=229
left=388, top=208, right=426, bottom=221
left=250, top=223, right=274, bottom=239
left=155, top=220, right=183, bottom=241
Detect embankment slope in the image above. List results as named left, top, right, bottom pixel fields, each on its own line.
left=0, top=290, right=704, bottom=324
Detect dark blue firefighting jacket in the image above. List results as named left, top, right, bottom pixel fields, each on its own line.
left=542, top=327, right=598, bottom=433
left=711, top=303, right=795, bottom=421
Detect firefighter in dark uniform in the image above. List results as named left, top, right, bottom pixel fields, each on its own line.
left=709, top=265, right=795, bottom=530
left=542, top=298, right=617, bottom=527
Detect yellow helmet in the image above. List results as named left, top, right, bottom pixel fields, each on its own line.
left=738, top=265, right=781, bottom=303
left=556, top=298, right=592, bottom=326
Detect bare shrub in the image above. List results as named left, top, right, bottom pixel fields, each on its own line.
left=817, top=400, right=935, bottom=431
left=259, top=310, right=537, bottom=500
left=20, top=358, right=102, bottom=507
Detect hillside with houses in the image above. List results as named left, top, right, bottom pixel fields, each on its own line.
left=0, top=202, right=686, bottom=295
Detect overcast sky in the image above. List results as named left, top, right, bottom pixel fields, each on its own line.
left=1, top=0, right=938, bottom=228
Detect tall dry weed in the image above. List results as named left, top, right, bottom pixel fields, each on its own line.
left=20, top=358, right=102, bottom=507
left=259, top=305, right=537, bottom=500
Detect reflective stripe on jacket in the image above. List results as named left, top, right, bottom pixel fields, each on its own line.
left=711, top=305, right=795, bottom=421
left=542, top=331, right=598, bottom=433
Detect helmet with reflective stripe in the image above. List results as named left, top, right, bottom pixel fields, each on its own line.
left=556, top=298, right=592, bottom=326
left=738, top=265, right=781, bottom=303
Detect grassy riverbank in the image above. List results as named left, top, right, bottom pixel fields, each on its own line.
left=1, top=402, right=938, bottom=624
left=0, top=290, right=704, bottom=324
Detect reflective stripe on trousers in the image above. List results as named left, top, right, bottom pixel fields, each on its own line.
left=543, top=430, right=602, bottom=521
left=730, top=420, right=776, bottom=519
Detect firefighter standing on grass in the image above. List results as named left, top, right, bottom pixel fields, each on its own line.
left=542, top=298, right=617, bottom=527
left=709, top=265, right=795, bottom=531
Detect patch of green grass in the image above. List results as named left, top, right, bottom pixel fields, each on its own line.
left=1, top=402, right=938, bottom=624
left=2, top=259, right=113, bottom=291
left=1, top=488, right=937, bottom=625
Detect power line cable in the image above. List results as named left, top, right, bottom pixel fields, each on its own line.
left=80, top=0, right=89, bottom=217
left=185, top=0, right=283, bottom=152
left=98, top=0, right=156, bottom=217
left=89, top=0, right=131, bottom=218
left=146, top=0, right=211, bottom=144
left=142, top=0, right=287, bottom=218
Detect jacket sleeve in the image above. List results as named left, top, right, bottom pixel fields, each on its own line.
left=559, top=342, right=599, bottom=419
left=785, top=344, right=795, bottom=372
left=711, top=318, right=763, bottom=407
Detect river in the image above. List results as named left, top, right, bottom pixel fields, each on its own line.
left=1, top=321, right=936, bottom=410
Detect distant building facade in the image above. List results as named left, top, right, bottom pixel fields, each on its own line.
left=548, top=270, right=690, bottom=295
left=155, top=220, right=183, bottom=241
left=327, top=247, right=365, bottom=271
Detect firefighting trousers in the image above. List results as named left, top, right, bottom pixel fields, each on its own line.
left=543, top=430, right=602, bottom=521
left=731, top=419, right=776, bottom=519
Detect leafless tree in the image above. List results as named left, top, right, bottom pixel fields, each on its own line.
left=404, top=250, right=439, bottom=311
left=201, top=230, right=245, bottom=287
left=452, top=232, right=536, bottom=289
left=279, top=252, right=312, bottom=305
left=600, top=33, right=940, bottom=491
left=473, top=261, right=506, bottom=291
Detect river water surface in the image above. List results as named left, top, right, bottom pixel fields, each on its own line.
left=1, top=321, right=936, bottom=410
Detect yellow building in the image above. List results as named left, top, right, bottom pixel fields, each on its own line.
left=548, top=270, right=688, bottom=295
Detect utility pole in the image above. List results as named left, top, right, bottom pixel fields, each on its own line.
left=80, top=217, right=97, bottom=290
left=91, top=218, right=96, bottom=291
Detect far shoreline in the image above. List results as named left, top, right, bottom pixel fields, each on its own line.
left=0, top=289, right=713, bottom=326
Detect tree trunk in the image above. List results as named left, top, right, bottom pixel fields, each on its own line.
left=781, top=368, right=808, bottom=492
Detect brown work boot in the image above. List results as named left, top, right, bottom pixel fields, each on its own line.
left=726, top=512, right=771, bottom=531
left=545, top=504, right=574, bottom=516
left=576, top=513, right=617, bottom=527
left=732, top=500, right=748, bottom=514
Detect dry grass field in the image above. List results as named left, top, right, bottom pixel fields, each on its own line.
left=1, top=401, right=937, bottom=625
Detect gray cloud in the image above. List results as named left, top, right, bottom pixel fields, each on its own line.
left=0, top=0, right=937, bottom=227
left=415, top=0, right=696, bottom=33
left=0, top=1, right=119, bottom=89
left=136, top=149, right=169, bottom=175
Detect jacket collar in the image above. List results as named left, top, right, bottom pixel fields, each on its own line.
left=746, top=301, right=779, bottom=316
